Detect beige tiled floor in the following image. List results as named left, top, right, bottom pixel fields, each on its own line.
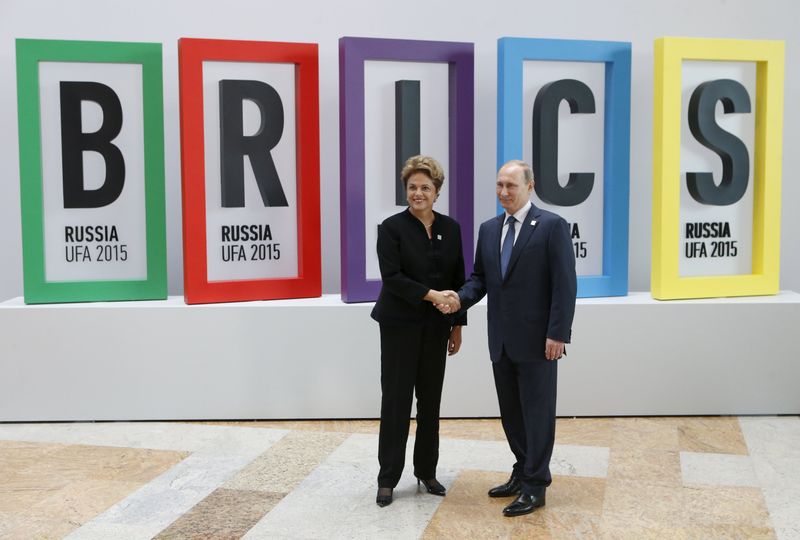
left=0, top=416, right=797, bottom=539
left=0, top=441, right=188, bottom=538
left=677, top=416, right=750, bottom=455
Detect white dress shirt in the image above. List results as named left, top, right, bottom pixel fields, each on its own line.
left=500, top=200, right=532, bottom=250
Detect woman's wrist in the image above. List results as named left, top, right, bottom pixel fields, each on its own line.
left=424, top=289, right=440, bottom=303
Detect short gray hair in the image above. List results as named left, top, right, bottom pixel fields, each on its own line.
left=501, top=160, right=534, bottom=185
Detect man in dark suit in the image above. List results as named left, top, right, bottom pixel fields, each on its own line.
left=439, top=159, right=576, bottom=517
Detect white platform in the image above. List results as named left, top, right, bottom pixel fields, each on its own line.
left=1, top=292, right=798, bottom=421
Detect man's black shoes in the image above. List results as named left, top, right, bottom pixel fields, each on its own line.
left=502, top=492, right=546, bottom=517
left=487, top=474, right=521, bottom=498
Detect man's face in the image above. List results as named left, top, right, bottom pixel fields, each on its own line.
left=496, top=165, right=533, bottom=215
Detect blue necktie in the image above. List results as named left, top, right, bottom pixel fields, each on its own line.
left=501, top=216, right=516, bottom=278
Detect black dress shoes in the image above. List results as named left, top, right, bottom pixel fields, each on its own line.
left=488, top=474, right=521, bottom=498
left=416, top=477, right=446, bottom=496
left=376, top=487, right=393, bottom=507
left=502, top=492, right=546, bottom=517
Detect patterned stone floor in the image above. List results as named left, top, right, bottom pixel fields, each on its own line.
left=0, top=416, right=798, bottom=539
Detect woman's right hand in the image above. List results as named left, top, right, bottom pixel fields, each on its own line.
left=424, top=289, right=460, bottom=313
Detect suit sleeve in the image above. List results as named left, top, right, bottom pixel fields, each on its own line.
left=457, top=225, right=487, bottom=311
left=451, top=224, right=467, bottom=326
left=376, top=221, right=429, bottom=305
left=546, top=218, right=577, bottom=343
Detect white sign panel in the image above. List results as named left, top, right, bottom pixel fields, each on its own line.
left=39, top=62, right=147, bottom=282
left=203, top=61, right=299, bottom=282
left=364, top=60, right=450, bottom=281
left=679, top=60, right=755, bottom=277
left=523, top=60, right=605, bottom=276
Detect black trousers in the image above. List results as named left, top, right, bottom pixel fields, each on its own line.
left=377, top=321, right=450, bottom=488
left=492, top=351, right=558, bottom=496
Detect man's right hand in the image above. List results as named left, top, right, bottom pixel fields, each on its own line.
left=434, top=290, right=461, bottom=314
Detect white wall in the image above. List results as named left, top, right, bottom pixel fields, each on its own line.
left=1, top=0, right=797, bottom=301
left=3, top=293, right=799, bottom=420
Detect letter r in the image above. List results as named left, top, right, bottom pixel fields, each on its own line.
left=219, top=79, right=288, bottom=208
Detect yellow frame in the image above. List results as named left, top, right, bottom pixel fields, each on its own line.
left=652, top=37, right=784, bottom=300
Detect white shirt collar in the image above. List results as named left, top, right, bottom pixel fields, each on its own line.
left=505, top=200, right=532, bottom=225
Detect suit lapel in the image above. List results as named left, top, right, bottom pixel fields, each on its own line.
left=490, top=213, right=504, bottom=278
left=504, top=205, right=540, bottom=280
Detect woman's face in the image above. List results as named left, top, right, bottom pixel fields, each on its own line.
left=406, top=172, right=438, bottom=213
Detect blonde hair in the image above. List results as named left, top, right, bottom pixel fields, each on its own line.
left=401, top=155, right=445, bottom=192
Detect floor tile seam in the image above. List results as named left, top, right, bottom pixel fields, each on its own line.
left=678, top=451, right=758, bottom=476
left=679, top=449, right=754, bottom=457
left=81, top=482, right=231, bottom=536
left=604, top=473, right=684, bottom=487
left=174, top=438, right=294, bottom=455
left=678, top=447, right=751, bottom=456
left=680, top=515, right=775, bottom=529
left=67, top=446, right=279, bottom=534
left=241, top=472, right=444, bottom=538
left=0, top=437, right=248, bottom=454
left=0, top=436, right=187, bottom=452
left=681, top=480, right=762, bottom=489
left=152, top=490, right=288, bottom=539
left=552, top=443, right=613, bottom=456
left=235, top=432, right=351, bottom=460
left=601, top=477, right=689, bottom=490
left=433, top=499, right=605, bottom=518
left=758, top=487, right=798, bottom=533
left=343, top=430, right=608, bottom=447
left=327, top=433, right=611, bottom=462
left=607, top=445, right=682, bottom=453
left=596, top=517, right=775, bottom=534
left=737, top=416, right=800, bottom=532
left=0, top=422, right=250, bottom=436
left=220, top=442, right=346, bottom=492
left=0, top=425, right=292, bottom=453
left=0, top=485, right=63, bottom=493
left=189, top=444, right=288, bottom=460
left=446, top=469, right=610, bottom=490
left=553, top=470, right=609, bottom=480
left=156, top=433, right=351, bottom=537
left=334, top=502, right=444, bottom=536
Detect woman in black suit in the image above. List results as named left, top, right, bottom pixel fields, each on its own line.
left=371, top=155, right=466, bottom=507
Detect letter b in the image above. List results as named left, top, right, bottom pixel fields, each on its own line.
left=59, top=81, right=125, bottom=208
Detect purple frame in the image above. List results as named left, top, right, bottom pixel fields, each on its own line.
left=339, top=37, right=475, bottom=303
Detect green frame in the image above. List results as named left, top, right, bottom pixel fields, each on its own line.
left=16, top=39, right=167, bottom=303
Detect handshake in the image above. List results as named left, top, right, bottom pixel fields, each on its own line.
left=427, top=290, right=461, bottom=314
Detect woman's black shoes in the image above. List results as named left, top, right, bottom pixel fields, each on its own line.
left=376, top=487, right=393, bottom=507
left=416, top=477, right=446, bottom=496
left=377, top=479, right=445, bottom=506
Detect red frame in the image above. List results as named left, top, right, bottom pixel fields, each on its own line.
left=178, top=38, right=321, bottom=304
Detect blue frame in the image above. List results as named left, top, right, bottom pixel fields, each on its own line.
left=497, top=37, right=631, bottom=297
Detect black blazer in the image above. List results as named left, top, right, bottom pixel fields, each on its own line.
left=371, top=209, right=467, bottom=327
left=459, top=204, right=576, bottom=363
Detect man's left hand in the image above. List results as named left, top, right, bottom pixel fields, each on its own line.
left=545, top=338, right=565, bottom=361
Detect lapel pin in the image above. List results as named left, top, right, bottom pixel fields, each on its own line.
left=530, top=220, right=537, bottom=226
left=437, top=234, right=442, bottom=240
